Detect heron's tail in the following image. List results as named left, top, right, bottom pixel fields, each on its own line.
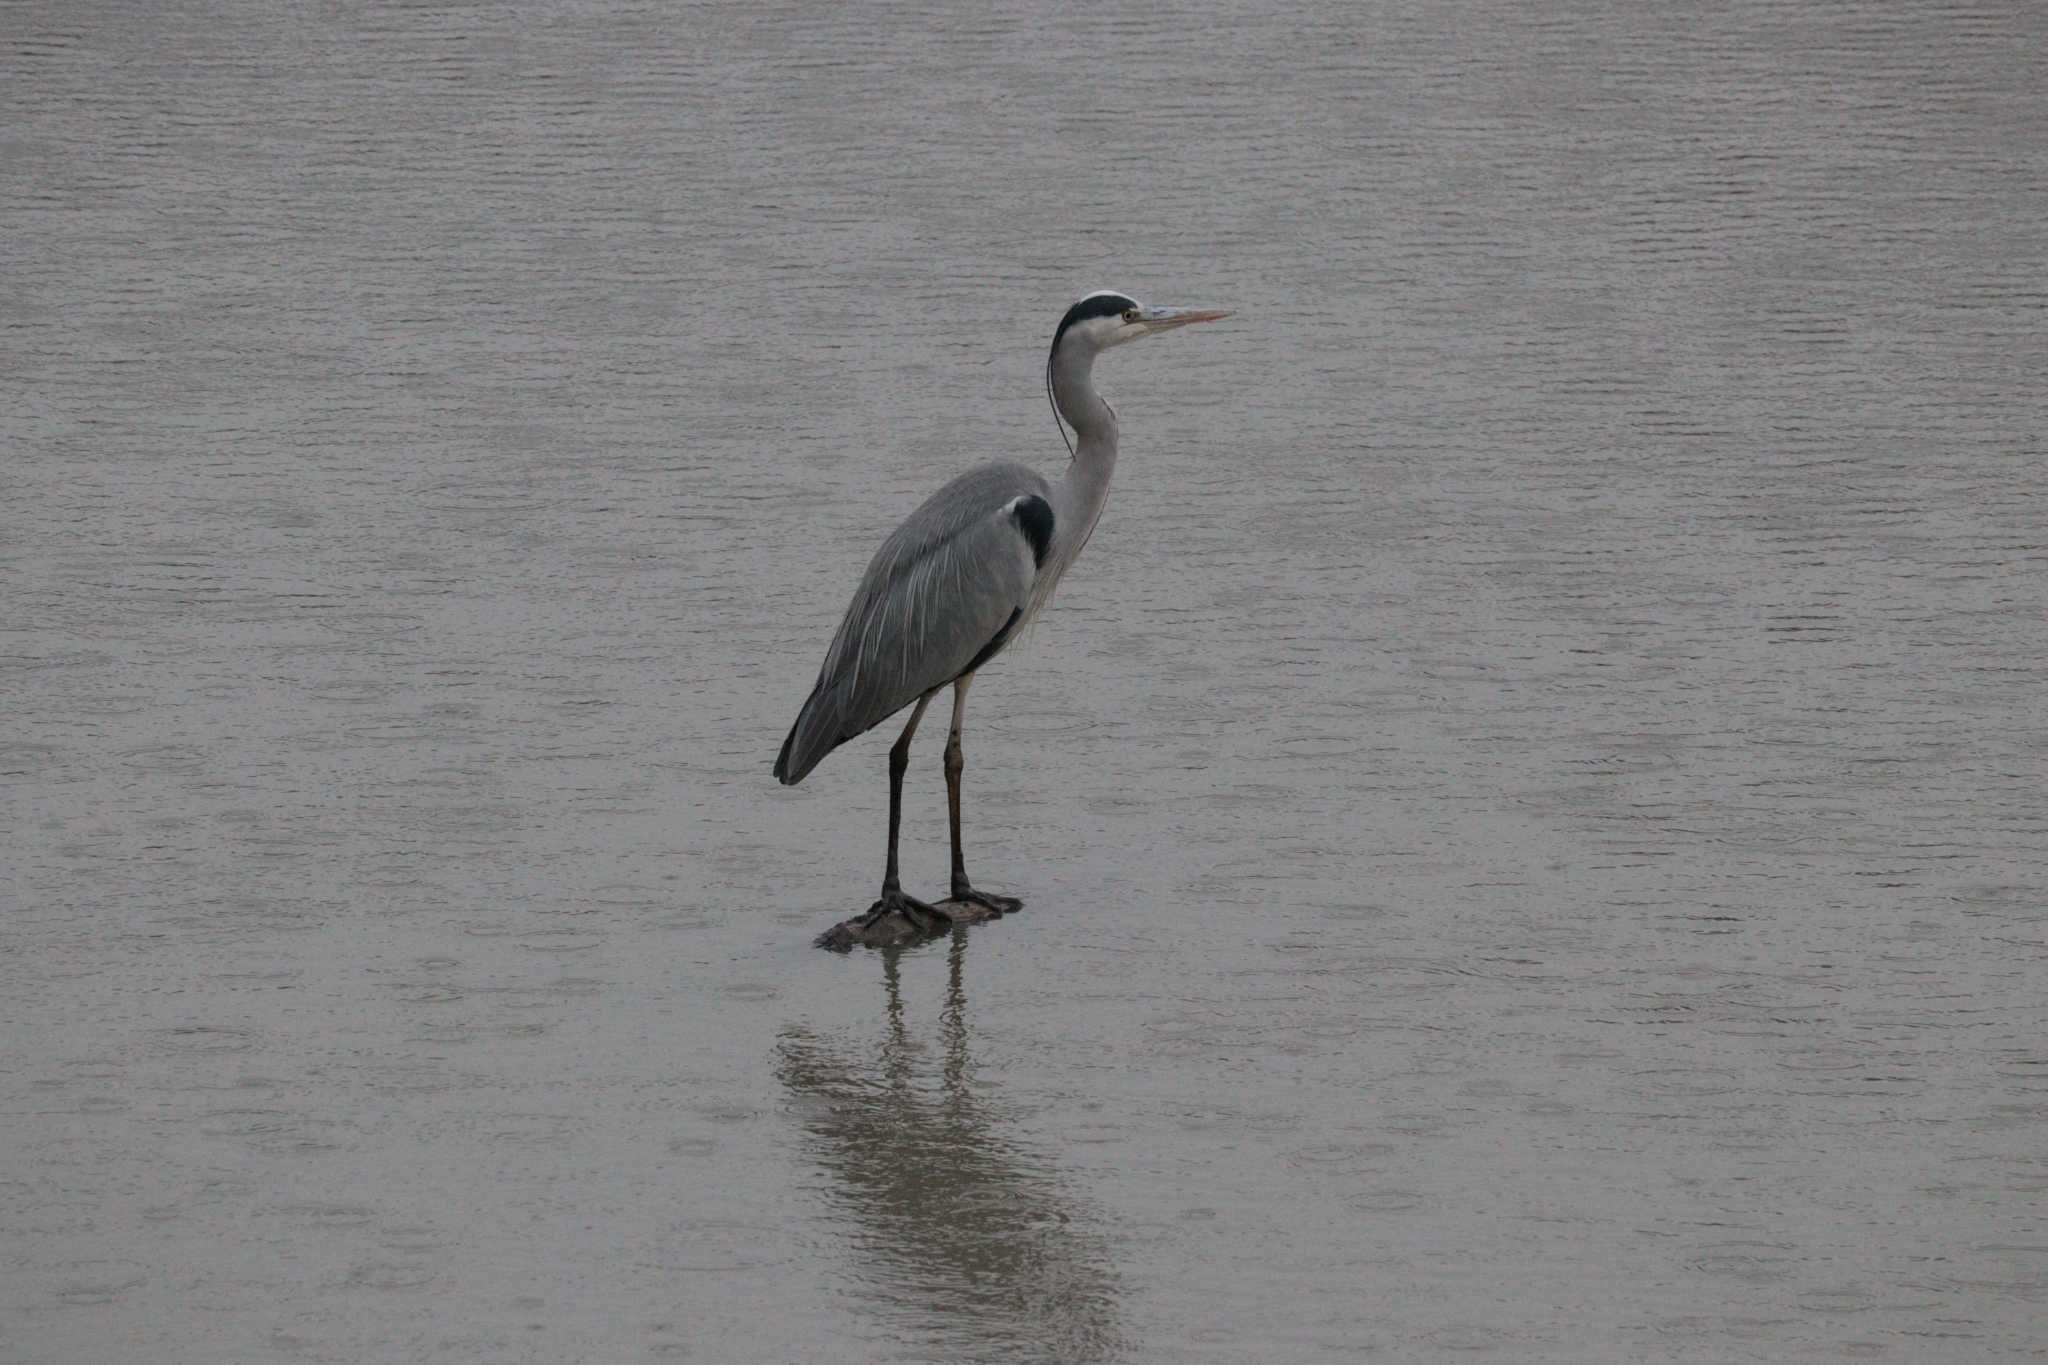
left=773, top=685, right=842, bottom=786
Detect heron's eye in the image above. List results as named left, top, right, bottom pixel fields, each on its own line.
left=1122, top=309, right=1139, bottom=322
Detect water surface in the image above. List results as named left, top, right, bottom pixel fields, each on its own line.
left=5, top=1, right=2046, bottom=1359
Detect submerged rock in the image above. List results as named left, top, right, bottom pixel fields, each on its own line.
left=814, top=898, right=1008, bottom=951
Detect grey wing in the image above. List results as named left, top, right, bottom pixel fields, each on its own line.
left=775, top=463, right=1053, bottom=785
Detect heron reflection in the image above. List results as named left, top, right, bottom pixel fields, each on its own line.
left=776, top=935, right=1122, bottom=1362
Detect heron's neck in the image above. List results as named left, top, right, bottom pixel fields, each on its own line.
left=1046, top=343, right=1119, bottom=584
left=1050, top=342, right=1116, bottom=446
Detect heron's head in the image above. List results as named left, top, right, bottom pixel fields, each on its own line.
left=1049, top=289, right=1231, bottom=358
left=1044, top=289, right=1228, bottom=450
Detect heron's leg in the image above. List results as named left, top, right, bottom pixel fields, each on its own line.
left=945, top=673, right=1023, bottom=915
left=859, top=692, right=950, bottom=933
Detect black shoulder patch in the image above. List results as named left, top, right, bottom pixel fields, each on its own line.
left=1051, top=292, right=1139, bottom=351
left=1011, top=495, right=1054, bottom=567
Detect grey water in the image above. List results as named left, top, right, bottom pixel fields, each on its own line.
left=5, top=1, right=2046, bottom=1359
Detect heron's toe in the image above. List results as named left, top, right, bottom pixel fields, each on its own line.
left=953, top=888, right=1023, bottom=916
left=862, top=889, right=951, bottom=934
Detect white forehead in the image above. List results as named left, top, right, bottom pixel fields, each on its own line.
left=1078, top=288, right=1143, bottom=309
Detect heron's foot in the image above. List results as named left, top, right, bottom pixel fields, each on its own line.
left=859, top=888, right=953, bottom=934
left=950, top=885, right=1023, bottom=917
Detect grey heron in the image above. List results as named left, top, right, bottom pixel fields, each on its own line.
left=775, top=290, right=1230, bottom=933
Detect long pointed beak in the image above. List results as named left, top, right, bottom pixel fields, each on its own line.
left=1137, top=306, right=1231, bottom=334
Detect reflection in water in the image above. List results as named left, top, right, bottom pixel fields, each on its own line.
left=777, top=936, right=1122, bottom=1364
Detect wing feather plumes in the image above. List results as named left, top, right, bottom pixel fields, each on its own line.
left=775, top=463, right=1052, bottom=785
